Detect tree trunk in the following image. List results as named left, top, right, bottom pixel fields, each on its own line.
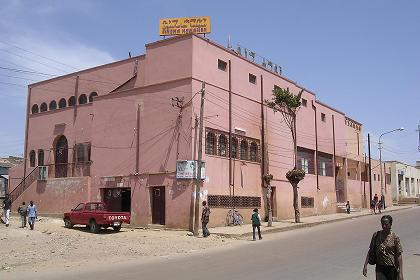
left=292, top=182, right=300, bottom=223
left=267, top=185, right=272, bottom=227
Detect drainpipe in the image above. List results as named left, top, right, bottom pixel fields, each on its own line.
left=311, top=101, right=319, bottom=190
left=22, top=86, right=31, bottom=193
left=260, top=75, right=266, bottom=188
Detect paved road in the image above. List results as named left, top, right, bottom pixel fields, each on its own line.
left=8, top=207, right=420, bottom=280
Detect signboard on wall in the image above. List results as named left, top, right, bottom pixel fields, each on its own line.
left=159, top=16, right=211, bottom=36
left=176, top=160, right=206, bottom=179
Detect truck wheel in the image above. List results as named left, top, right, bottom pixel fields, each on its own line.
left=64, top=218, right=73, bottom=229
left=89, top=219, right=99, bottom=234
left=113, top=225, right=122, bottom=232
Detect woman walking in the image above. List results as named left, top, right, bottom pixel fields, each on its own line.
left=362, top=215, right=403, bottom=280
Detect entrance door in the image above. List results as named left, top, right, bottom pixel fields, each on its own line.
left=151, top=186, right=165, bottom=225
left=121, top=189, right=131, bottom=212
left=55, top=135, right=68, bottom=178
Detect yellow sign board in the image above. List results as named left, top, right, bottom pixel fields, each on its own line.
left=160, top=16, right=211, bottom=36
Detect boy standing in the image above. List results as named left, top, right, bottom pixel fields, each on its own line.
left=201, top=201, right=210, bottom=237
left=27, top=201, right=37, bottom=230
left=251, top=208, right=262, bottom=241
left=345, top=201, right=351, bottom=214
left=2, top=194, right=12, bottom=227
left=17, top=202, right=27, bottom=228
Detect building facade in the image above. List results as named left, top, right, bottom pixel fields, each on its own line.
left=386, top=161, right=420, bottom=202
left=8, top=34, right=391, bottom=229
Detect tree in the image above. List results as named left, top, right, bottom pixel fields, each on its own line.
left=265, top=87, right=305, bottom=223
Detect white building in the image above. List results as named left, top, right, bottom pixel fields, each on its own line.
left=386, top=161, right=420, bottom=202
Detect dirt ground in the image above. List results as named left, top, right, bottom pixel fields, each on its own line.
left=0, top=215, right=242, bottom=273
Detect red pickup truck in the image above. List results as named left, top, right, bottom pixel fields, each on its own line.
left=63, top=202, right=130, bottom=233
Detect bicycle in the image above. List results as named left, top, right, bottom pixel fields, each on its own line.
left=226, top=209, right=244, bottom=226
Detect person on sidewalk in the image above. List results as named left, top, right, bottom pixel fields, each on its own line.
left=374, top=193, right=379, bottom=213
left=370, top=199, right=377, bottom=215
left=201, top=201, right=210, bottom=237
left=251, top=208, right=262, bottom=241
left=17, top=201, right=27, bottom=228
left=363, top=215, right=403, bottom=280
left=27, top=201, right=37, bottom=230
left=345, top=201, right=351, bottom=214
left=2, top=194, right=12, bottom=227
left=377, top=199, right=383, bottom=214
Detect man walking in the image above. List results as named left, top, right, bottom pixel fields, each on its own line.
left=27, top=201, right=37, bottom=230
left=251, top=208, right=262, bottom=241
left=201, top=201, right=210, bottom=237
left=17, top=201, right=27, bottom=228
left=2, top=194, right=12, bottom=227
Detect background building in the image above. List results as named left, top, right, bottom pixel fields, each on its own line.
left=386, top=161, right=420, bottom=203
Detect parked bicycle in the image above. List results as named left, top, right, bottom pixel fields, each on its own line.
left=226, top=209, right=243, bottom=226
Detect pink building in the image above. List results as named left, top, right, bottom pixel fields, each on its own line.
left=9, top=34, right=391, bottom=229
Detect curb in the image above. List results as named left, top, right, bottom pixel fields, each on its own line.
left=212, top=205, right=416, bottom=239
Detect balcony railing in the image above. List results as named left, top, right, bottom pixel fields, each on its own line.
left=47, top=162, right=91, bottom=178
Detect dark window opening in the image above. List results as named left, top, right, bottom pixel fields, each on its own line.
left=301, top=196, right=314, bottom=208
left=297, top=147, right=315, bottom=174
left=218, top=135, right=227, bottom=157
left=249, top=73, right=257, bottom=84
left=208, top=195, right=261, bottom=208
left=29, top=150, right=36, bottom=167
left=321, top=113, right=326, bottom=122
left=231, top=137, right=238, bottom=158
left=49, top=100, right=57, bottom=110
left=58, top=98, right=67, bottom=108
left=68, top=96, right=76, bottom=107
left=89, top=92, right=98, bottom=103
left=240, top=140, right=248, bottom=160
left=40, top=102, right=48, bottom=112
left=38, top=150, right=44, bottom=166
left=317, top=152, right=333, bottom=177
left=74, top=142, right=91, bottom=163
left=78, top=94, right=87, bottom=105
left=250, top=142, right=258, bottom=162
left=205, top=132, right=216, bottom=155
left=218, top=59, right=227, bottom=71
left=302, top=98, right=307, bottom=107
left=31, top=104, right=39, bottom=114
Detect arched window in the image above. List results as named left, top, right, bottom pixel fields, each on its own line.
left=38, top=150, right=44, bottom=166
left=78, top=94, right=87, bottom=105
left=49, top=100, right=57, bottom=110
left=58, top=98, right=67, bottom=108
left=231, top=137, right=238, bottom=158
left=218, top=135, right=227, bottom=157
left=250, top=142, right=258, bottom=162
left=29, top=150, right=36, bottom=167
left=31, top=104, right=39, bottom=114
left=240, top=140, right=248, bottom=160
left=88, top=92, right=98, bottom=103
left=40, top=102, right=48, bottom=112
left=205, top=132, right=216, bottom=155
left=68, top=96, right=75, bottom=107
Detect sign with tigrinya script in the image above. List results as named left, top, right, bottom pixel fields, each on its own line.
left=160, top=16, right=211, bottom=36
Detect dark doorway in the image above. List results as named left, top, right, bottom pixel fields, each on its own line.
left=103, top=188, right=131, bottom=213
left=151, top=186, right=165, bottom=225
left=55, top=135, right=68, bottom=178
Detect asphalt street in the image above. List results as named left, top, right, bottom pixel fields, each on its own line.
left=7, top=207, right=420, bottom=280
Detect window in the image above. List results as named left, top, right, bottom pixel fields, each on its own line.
left=31, top=104, right=39, bottom=114
left=74, top=203, right=85, bottom=211
left=250, top=142, right=258, bottom=162
left=40, top=102, right=48, bottom=112
left=374, top=174, right=376, bottom=181
left=240, top=140, right=248, bottom=160
left=58, top=98, right=67, bottom=108
left=231, top=137, right=238, bottom=158
left=274, top=85, right=281, bottom=91
left=49, top=100, right=57, bottom=110
left=321, top=113, right=326, bottom=122
left=208, top=195, right=261, bottom=208
left=317, top=152, right=333, bottom=177
left=302, top=99, right=307, bottom=107
left=74, top=142, right=91, bottom=163
left=89, top=92, right=98, bottom=103
left=38, top=150, right=44, bottom=166
left=249, top=73, right=257, bottom=84
left=205, top=132, right=216, bottom=155
left=218, top=59, right=227, bottom=71
left=218, top=135, right=227, bottom=156
left=78, top=94, right=87, bottom=105
left=29, top=150, right=36, bottom=167
left=297, top=147, right=315, bottom=174
left=68, top=96, right=76, bottom=107
left=301, top=196, right=314, bottom=208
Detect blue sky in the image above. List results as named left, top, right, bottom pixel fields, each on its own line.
left=0, top=0, right=419, bottom=164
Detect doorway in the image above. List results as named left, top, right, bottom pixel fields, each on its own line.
left=103, top=188, right=131, bottom=212
left=54, top=135, right=68, bottom=178
left=151, top=186, right=165, bottom=225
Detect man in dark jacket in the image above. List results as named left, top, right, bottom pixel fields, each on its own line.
left=17, top=201, right=27, bottom=228
left=201, top=201, right=210, bottom=237
left=2, top=194, right=12, bottom=227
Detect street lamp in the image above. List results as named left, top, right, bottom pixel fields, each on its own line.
left=379, top=127, right=404, bottom=208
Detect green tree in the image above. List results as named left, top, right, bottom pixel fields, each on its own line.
left=265, top=87, right=305, bottom=223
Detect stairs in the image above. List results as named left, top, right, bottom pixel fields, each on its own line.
left=398, top=197, right=419, bottom=205
left=9, top=166, right=39, bottom=203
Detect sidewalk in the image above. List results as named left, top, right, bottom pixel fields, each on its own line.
left=210, top=205, right=416, bottom=239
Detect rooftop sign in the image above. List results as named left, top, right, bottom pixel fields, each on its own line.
left=160, top=16, right=211, bottom=36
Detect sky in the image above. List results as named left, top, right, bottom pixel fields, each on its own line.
left=0, top=0, right=419, bottom=165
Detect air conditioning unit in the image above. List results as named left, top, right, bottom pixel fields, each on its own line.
left=38, top=166, right=48, bottom=181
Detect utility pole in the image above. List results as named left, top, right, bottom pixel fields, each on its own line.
left=193, top=82, right=205, bottom=236
left=417, top=125, right=420, bottom=152
left=368, top=134, right=373, bottom=204
left=135, top=104, right=140, bottom=174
